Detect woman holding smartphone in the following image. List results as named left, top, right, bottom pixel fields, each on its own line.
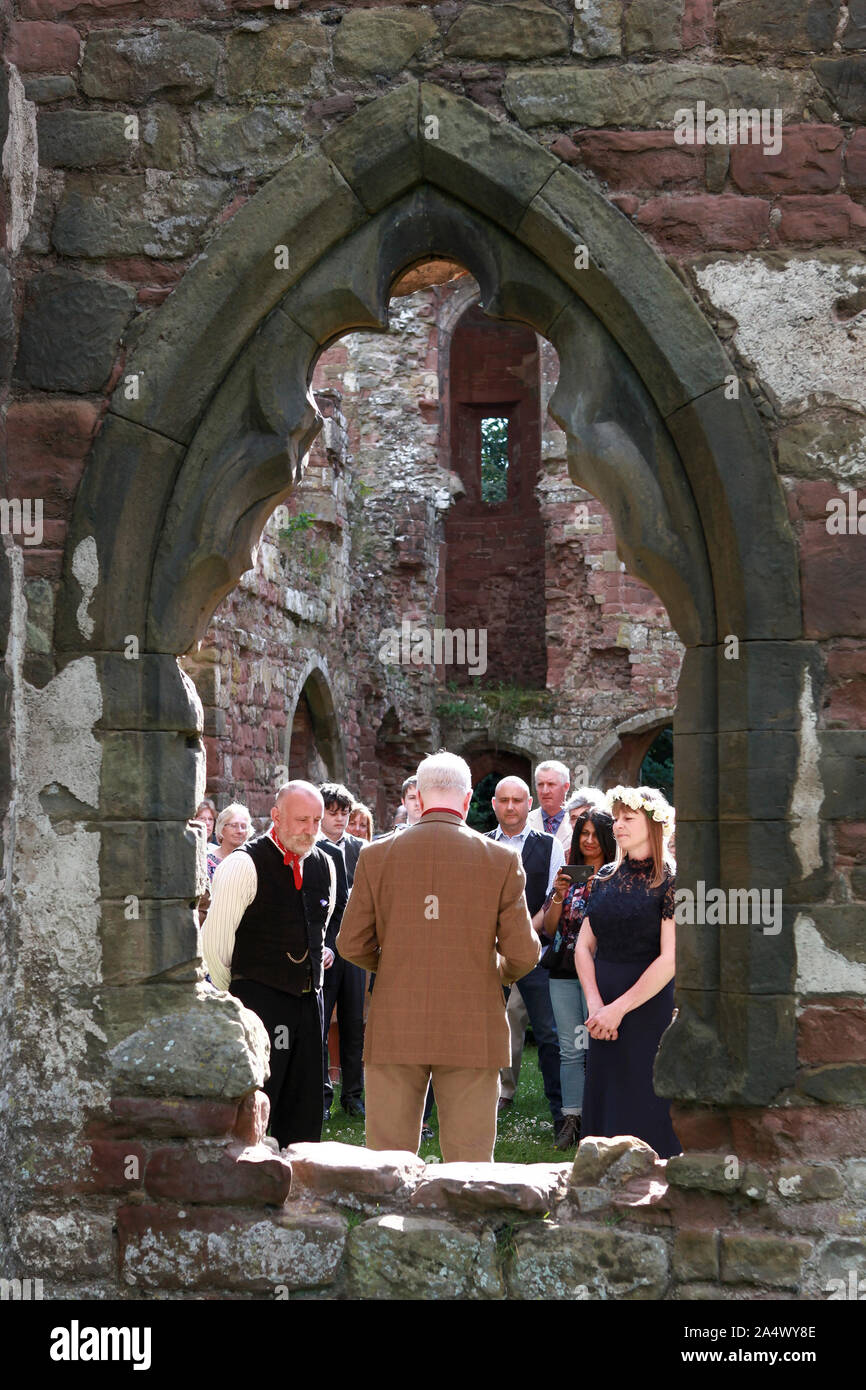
left=575, top=786, right=679, bottom=1158
left=542, top=807, right=617, bottom=1150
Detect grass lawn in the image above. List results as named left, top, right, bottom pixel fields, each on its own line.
left=322, top=1043, right=570, bottom=1165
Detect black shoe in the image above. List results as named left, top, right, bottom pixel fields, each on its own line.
left=420, top=1124, right=434, bottom=1141
left=497, top=1097, right=513, bottom=1113
left=342, top=1098, right=365, bottom=1119
left=323, top=1107, right=331, bottom=1124
left=554, top=1115, right=581, bottom=1150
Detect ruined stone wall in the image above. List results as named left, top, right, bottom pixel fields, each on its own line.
left=0, top=0, right=864, bottom=1301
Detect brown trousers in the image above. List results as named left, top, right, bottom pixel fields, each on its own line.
left=365, top=1062, right=500, bottom=1162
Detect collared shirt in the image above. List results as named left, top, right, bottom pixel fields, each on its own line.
left=542, top=808, right=566, bottom=837
left=491, top=823, right=565, bottom=898
left=202, top=831, right=336, bottom=994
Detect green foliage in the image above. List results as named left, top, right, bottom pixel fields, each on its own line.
left=480, top=416, right=509, bottom=504
left=277, top=511, right=317, bottom=541
left=467, top=771, right=499, bottom=833
left=435, top=679, right=553, bottom=725
left=639, top=725, right=674, bottom=802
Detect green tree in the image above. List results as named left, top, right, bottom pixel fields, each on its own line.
left=480, top=416, right=509, bottom=504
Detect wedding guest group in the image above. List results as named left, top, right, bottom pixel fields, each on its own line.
left=197, top=758, right=679, bottom=1162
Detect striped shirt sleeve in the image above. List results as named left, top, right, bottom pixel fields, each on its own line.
left=201, top=851, right=258, bottom=993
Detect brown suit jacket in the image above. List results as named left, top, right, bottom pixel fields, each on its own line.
left=336, top=810, right=540, bottom=1068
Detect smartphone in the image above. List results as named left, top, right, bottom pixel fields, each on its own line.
left=560, top=864, right=593, bottom=885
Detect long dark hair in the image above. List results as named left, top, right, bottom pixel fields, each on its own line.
left=569, top=808, right=616, bottom=868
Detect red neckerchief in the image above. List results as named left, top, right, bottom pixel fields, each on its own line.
left=268, top=825, right=303, bottom=890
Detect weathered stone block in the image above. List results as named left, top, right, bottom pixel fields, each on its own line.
left=666, top=1152, right=743, bottom=1193
left=233, top=1090, right=270, bottom=1147
left=623, top=0, right=683, bottom=54
left=52, top=173, right=226, bottom=260
left=798, top=998, right=866, bottom=1065
left=721, top=1233, right=812, bottom=1287
left=798, top=1064, right=866, bottom=1104
left=446, top=2, right=569, bottom=59
left=88, top=1096, right=240, bottom=1141
left=38, top=111, right=130, bottom=169
left=5, top=399, right=99, bottom=511
left=572, top=129, right=703, bottom=191
left=813, top=56, right=866, bottom=122
left=88, top=1138, right=146, bottom=1194
left=7, top=20, right=80, bottom=73
left=410, top=1162, right=571, bottom=1213
left=775, top=1162, right=845, bottom=1201
left=23, top=74, right=76, bottom=102
left=15, top=269, right=134, bottom=392
left=100, top=729, right=203, bottom=821
left=99, top=820, right=203, bottom=900
left=573, top=0, right=622, bottom=57
left=346, top=1215, right=504, bottom=1299
left=730, top=125, right=842, bottom=194
left=509, top=1222, right=669, bottom=1299
left=93, top=654, right=203, bottom=734
left=107, top=992, right=268, bottom=1098
left=118, top=1204, right=346, bottom=1291
left=82, top=29, right=220, bottom=102
left=673, top=1228, right=720, bottom=1281
left=14, top=1210, right=116, bottom=1283
left=718, top=0, right=839, bottom=55
left=775, top=194, right=866, bottom=244
left=322, top=80, right=420, bottom=214
left=192, top=107, right=301, bottom=177
left=845, top=129, right=866, bottom=188
left=821, top=731, right=866, bottom=818
left=283, top=1141, right=424, bottom=1197
left=503, top=61, right=812, bottom=129
left=571, top=1135, right=658, bottom=1187
left=335, top=9, right=437, bottom=75
left=636, top=193, right=769, bottom=253
left=101, top=898, right=200, bottom=986
left=145, top=1142, right=292, bottom=1205
left=225, top=21, right=329, bottom=96
left=421, top=83, right=560, bottom=234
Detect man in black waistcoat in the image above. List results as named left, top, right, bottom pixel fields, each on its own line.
left=489, top=776, right=566, bottom=1138
left=202, top=781, right=336, bottom=1148
left=317, top=782, right=366, bottom=1122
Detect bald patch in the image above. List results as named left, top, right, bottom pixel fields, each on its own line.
left=275, top=780, right=324, bottom=807
left=494, top=776, right=530, bottom=799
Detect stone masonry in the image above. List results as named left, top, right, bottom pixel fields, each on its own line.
left=1, top=0, right=865, bottom=1300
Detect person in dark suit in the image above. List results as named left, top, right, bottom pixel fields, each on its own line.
left=317, top=782, right=367, bottom=1121
left=202, top=781, right=336, bottom=1148
left=489, top=776, right=567, bottom=1141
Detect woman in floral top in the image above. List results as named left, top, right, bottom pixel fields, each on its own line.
left=542, top=807, right=617, bottom=1151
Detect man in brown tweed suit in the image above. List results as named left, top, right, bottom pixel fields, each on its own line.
left=336, top=751, right=540, bottom=1161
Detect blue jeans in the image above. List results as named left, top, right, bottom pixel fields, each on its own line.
left=548, top=977, right=588, bottom=1115
left=510, top=964, right=562, bottom=1124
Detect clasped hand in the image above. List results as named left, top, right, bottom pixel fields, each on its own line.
left=586, top=1002, right=624, bottom=1041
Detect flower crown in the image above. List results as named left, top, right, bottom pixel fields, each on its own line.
left=604, top=786, right=675, bottom=838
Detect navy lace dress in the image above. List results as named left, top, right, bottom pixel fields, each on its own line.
left=580, top=856, right=680, bottom=1158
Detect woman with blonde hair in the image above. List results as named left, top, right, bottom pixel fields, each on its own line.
left=207, top=803, right=253, bottom=881
left=575, top=785, right=680, bottom=1158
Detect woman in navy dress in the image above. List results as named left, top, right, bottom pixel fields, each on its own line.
left=576, top=786, right=680, bottom=1159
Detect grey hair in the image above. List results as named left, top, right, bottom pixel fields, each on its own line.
left=535, top=759, right=570, bottom=784
left=214, top=802, right=252, bottom=845
left=566, top=786, right=605, bottom=811
left=417, top=751, right=472, bottom=799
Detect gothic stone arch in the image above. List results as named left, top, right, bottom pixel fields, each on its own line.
left=55, top=82, right=813, bottom=1127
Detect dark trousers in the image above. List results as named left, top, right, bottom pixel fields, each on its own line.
left=505, top=964, right=563, bottom=1124
left=322, top=955, right=365, bottom=1107
left=232, top=978, right=324, bottom=1148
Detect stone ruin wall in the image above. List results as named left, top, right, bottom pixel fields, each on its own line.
left=0, top=0, right=864, bottom=1298
left=184, top=280, right=683, bottom=825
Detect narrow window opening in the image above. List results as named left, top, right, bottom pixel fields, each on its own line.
left=480, top=415, right=509, bottom=504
